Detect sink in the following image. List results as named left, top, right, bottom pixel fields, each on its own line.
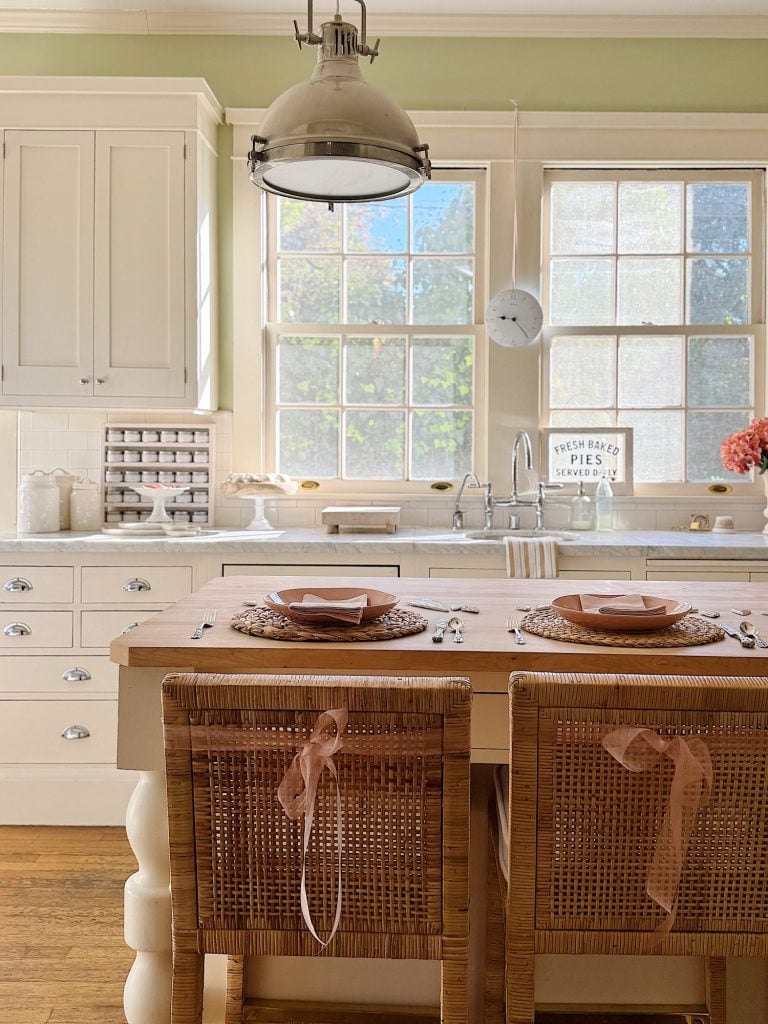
left=462, top=529, right=577, bottom=541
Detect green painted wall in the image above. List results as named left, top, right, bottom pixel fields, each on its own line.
left=4, top=33, right=768, bottom=406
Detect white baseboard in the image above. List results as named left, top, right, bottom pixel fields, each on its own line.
left=0, top=764, right=138, bottom=825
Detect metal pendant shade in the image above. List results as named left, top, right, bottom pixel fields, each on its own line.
left=248, top=1, right=430, bottom=204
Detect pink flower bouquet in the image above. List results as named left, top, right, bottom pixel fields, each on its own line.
left=721, top=418, right=768, bottom=476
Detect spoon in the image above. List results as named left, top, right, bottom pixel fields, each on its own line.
left=740, top=621, right=768, bottom=649
left=447, top=615, right=465, bottom=644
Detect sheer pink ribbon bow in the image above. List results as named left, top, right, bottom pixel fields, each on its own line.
left=277, top=708, right=348, bottom=948
left=602, top=726, right=713, bottom=944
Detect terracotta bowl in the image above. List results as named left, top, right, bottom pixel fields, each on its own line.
left=551, top=593, right=692, bottom=633
left=264, top=587, right=398, bottom=625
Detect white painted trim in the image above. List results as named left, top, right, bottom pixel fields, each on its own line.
left=2, top=10, right=768, bottom=39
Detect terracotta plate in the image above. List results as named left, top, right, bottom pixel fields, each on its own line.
left=551, top=593, right=692, bottom=632
left=264, top=587, right=398, bottom=625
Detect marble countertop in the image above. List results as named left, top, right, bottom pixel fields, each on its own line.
left=0, top=527, right=767, bottom=559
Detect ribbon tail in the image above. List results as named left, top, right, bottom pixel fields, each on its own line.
left=298, top=761, right=344, bottom=950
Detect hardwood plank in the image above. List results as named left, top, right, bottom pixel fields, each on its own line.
left=0, top=825, right=134, bottom=1024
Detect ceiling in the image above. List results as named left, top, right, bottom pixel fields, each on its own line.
left=2, top=0, right=768, bottom=34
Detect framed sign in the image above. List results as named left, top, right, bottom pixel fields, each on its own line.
left=540, top=427, right=634, bottom=495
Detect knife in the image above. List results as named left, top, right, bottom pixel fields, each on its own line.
left=432, top=618, right=449, bottom=643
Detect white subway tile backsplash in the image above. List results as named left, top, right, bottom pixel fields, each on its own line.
left=67, top=412, right=105, bottom=431
left=21, top=451, right=67, bottom=473
left=19, top=431, right=51, bottom=450
left=52, top=431, right=89, bottom=451
left=20, top=412, right=69, bottom=432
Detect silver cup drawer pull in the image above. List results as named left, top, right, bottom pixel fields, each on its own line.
left=61, top=725, right=90, bottom=741
left=62, top=666, right=92, bottom=683
left=4, top=622, right=31, bottom=637
left=122, top=622, right=141, bottom=634
left=3, top=577, right=32, bottom=593
left=122, top=577, right=151, bottom=593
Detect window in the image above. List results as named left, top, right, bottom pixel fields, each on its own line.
left=542, top=169, right=764, bottom=487
left=264, top=170, right=484, bottom=486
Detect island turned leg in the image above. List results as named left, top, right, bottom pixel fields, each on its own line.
left=123, top=769, right=173, bottom=1024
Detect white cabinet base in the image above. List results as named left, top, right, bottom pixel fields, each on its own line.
left=0, top=763, right=138, bottom=824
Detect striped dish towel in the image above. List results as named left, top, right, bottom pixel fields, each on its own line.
left=504, top=536, right=558, bottom=578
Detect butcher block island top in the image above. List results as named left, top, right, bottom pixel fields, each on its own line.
left=110, top=574, right=768, bottom=676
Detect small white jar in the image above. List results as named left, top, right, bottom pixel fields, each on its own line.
left=141, top=471, right=159, bottom=483
left=106, top=488, right=124, bottom=502
left=123, top=449, right=141, bottom=463
left=191, top=471, right=209, bottom=484
left=105, top=470, right=124, bottom=484
left=142, top=430, right=160, bottom=443
left=175, top=471, right=192, bottom=484
left=193, top=431, right=209, bottom=444
left=70, top=479, right=101, bottom=532
left=175, top=450, right=193, bottom=464
left=160, top=430, right=177, bottom=443
left=106, top=429, right=124, bottom=443
left=141, top=449, right=159, bottom=463
left=106, top=449, right=124, bottom=463
left=191, top=511, right=208, bottom=524
left=124, top=470, right=141, bottom=484
left=158, top=471, right=176, bottom=484
left=177, top=429, right=194, bottom=444
left=124, top=429, right=142, bottom=444
left=122, top=490, right=140, bottom=503
left=192, top=491, right=207, bottom=504
left=18, top=472, right=61, bottom=533
left=192, top=450, right=208, bottom=464
left=173, top=510, right=191, bottom=524
left=158, top=450, right=175, bottom=464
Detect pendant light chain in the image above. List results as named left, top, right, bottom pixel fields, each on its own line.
left=510, top=99, right=519, bottom=290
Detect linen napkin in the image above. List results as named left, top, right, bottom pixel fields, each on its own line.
left=287, top=593, right=368, bottom=624
left=579, top=593, right=667, bottom=616
left=504, top=536, right=558, bottom=579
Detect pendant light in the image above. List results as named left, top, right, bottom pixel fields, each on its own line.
left=485, top=102, right=544, bottom=347
left=247, top=0, right=431, bottom=205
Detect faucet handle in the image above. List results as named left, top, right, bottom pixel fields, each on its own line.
left=538, top=481, right=564, bottom=497
left=452, top=509, right=465, bottom=531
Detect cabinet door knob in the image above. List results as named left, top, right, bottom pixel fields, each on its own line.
left=3, top=577, right=32, bottom=593
left=62, top=666, right=91, bottom=683
left=95, top=377, right=106, bottom=385
left=61, top=725, right=90, bottom=740
left=121, top=622, right=140, bottom=634
left=79, top=377, right=90, bottom=385
left=4, top=622, right=31, bottom=637
left=122, top=577, right=151, bottom=593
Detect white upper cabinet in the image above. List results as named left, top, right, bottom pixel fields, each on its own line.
left=0, top=78, right=221, bottom=410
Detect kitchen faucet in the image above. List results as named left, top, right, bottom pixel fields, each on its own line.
left=452, top=472, right=494, bottom=531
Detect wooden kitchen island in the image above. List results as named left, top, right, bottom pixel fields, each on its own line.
left=111, top=574, right=768, bottom=1024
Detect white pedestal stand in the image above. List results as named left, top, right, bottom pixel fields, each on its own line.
left=243, top=495, right=277, bottom=531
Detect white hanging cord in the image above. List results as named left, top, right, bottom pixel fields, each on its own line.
left=510, top=99, right=519, bottom=290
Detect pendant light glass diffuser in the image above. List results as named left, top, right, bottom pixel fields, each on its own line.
left=248, top=0, right=431, bottom=204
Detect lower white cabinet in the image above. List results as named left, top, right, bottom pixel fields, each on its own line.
left=0, top=699, right=117, bottom=764
left=80, top=608, right=163, bottom=648
left=0, top=655, right=117, bottom=695
left=0, top=610, right=73, bottom=649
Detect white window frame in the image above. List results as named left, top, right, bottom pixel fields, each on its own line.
left=263, top=169, right=486, bottom=492
left=541, top=167, right=765, bottom=495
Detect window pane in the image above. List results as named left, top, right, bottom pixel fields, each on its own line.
left=277, top=336, right=339, bottom=404
left=550, top=335, right=615, bottom=408
left=549, top=259, right=614, bottom=325
left=550, top=182, right=615, bottom=254
left=687, top=258, right=749, bottom=325
left=687, top=410, right=750, bottom=483
left=279, top=257, right=340, bottom=323
left=618, top=336, right=683, bottom=408
left=618, top=182, right=682, bottom=254
left=346, top=199, right=407, bottom=253
left=412, top=259, right=473, bottom=324
left=344, top=410, right=405, bottom=479
left=412, top=182, right=474, bottom=254
left=618, top=410, right=683, bottom=483
left=687, top=336, right=752, bottom=408
left=617, top=257, right=682, bottom=325
left=343, top=337, right=405, bottom=405
left=410, top=410, right=472, bottom=480
left=549, top=410, right=615, bottom=427
left=686, top=183, right=749, bottom=254
left=411, top=336, right=473, bottom=406
left=277, top=410, right=339, bottom=478
left=345, top=258, right=407, bottom=324
left=278, top=199, right=341, bottom=252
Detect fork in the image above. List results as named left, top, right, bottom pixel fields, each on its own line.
left=507, top=617, right=526, bottom=645
left=191, top=609, right=216, bottom=640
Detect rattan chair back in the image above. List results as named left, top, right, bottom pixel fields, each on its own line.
left=162, top=672, right=471, bottom=1023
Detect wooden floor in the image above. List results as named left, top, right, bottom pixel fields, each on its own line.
left=0, top=826, right=136, bottom=1024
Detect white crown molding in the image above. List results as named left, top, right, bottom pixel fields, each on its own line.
left=2, top=10, right=768, bottom=38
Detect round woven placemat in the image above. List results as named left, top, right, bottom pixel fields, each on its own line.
left=520, top=608, right=724, bottom=648
left=231, top=605, right=429, bottom=643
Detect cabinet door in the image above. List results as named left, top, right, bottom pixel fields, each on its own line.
left=93, top=131, right=186, bottom=400
left=2, top=130, right=94, bottom=397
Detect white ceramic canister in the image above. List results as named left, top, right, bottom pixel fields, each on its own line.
left=52, top=469, right=75, bottom=530
left=123, top=449, right=141, bottom=463
left=18, top=471, right=61, bottom=533
left=191, top=471, right=208, bottom=484
left=141, top=471, right=159, bottom=483
left=124, top=470, right=142, bottom=484
left=193, top=431, right=209, bottom=444
left=106, top=449, right=124, bottom=463
left=70, top=479, right=102, bottom=532
left=177, top=429, right=194, bottom=444
left=191, top=511, right=208, bottom=524
left=175, top=450, right=193, bottom=464
left=105, top=470, right=124, bottom=484
left=192, top=491, right=207, bottom=504
left=175, top=471, right=192, bottom=484
left=141, top=449, right=159, bottom=463
left=142, top=430, right=160, bottom=443
left=160, top=430, right=177, bottom=443
left=106, top=429, right=125, bottom=443
left=124, top=429, right=142, bottom=444
left=192, top=450, right=208, bottom=464
left=158, top=471, right=176, bottom=484
left=158, top=450, right=175, bottom=464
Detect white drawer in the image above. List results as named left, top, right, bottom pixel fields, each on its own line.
left=0, top=699, right=117, bottom=763
left=0, top=656, right=118, bottom=695
left=0, top=566, right=74, bottom=603
left=80, top=608, right=162, bottom=649
left=81, top=565, right=192, bottom=604
left=0, top=611, right=72, bottom=649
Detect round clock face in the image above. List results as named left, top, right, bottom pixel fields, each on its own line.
left=485, top=288, right=544, bottom=348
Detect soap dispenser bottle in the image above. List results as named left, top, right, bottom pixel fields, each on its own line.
left=595, top=475, right=614, bottom=532
left=570, top=481, right=595, bottom=530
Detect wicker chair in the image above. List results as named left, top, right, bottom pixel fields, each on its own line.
left=495, top=671, right=768, bottom=1024
left=161, top=672, right=472, bottom=1024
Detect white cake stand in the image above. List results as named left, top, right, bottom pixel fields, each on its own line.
left=241, top=495, right=277, bottom=531
left=126, top=484, right=190, bottom=525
